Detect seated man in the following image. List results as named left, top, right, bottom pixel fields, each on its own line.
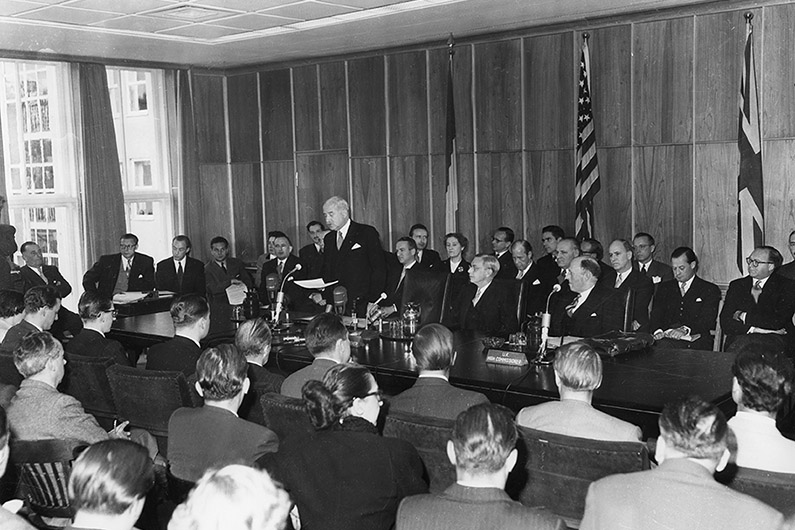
left=255, top=230, right=284, bottom=287
left=168, top=344, right=279, bottom=482
left=146, top=294, right=209, bottom=375
left=580, top=396, right=785, bottom=530
left=389, top=324, right=488, bottom=420
left=511, top=239, right=553, bottom=317
left=82, top=233, right=155, bottom=298
left=64, top=291, right=130, bottom=366
left=369, top=237, right=419, bottom=320
left=602, top=239, right=653, bottom=332
left=728, top=346, right=795, bottom=473
left=410, top=223, right=442, bottom=271
left=235, top=317, right=285, bottom=420
left=299, top=221, right=328, bottom=279
left=580, top=238, right=612, bottom=280
left=205, top=236, right=255, bottom=320
left=453, top=254, right=518, bottom=338
left=0, top=290, right=24, bottom=343
left=632, top=232, right=674, bottom=283
left=257, top=234, right=307, bottom=311
left=0, top=406, right=34, bottom=529
left=0, top=285, right=61, bottom=354
left=396, top=403, right=565, bottom=530
left=280, top=313, right=350, bottom=399
left=492, top=227, right=518, bottom=280
left=538, top=225, right=565, bottom=284
left=516, top=342, right=642, bottom=441
left=156, top=235, right=206, bottom=297
left=553, top=237, right=581, bottom=289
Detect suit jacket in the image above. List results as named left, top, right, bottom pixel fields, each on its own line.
left=0, top=319, right=40, bottom=354
left=155, top=256, right=206, bottom=297
left=239, top=363, right=286, bottom=422
left=495, top=251, right=518, bottom=280
left=380, top=262, right=418, bottom=312
left=7, top=379, right=108, bottom=444
left=322, top=220, right=386, bottom=313
left=280, top=358, right=338, bottom=399
left=64, top=328, right=131, bottom=366
left=145, top=336, right=202, bottom=376
left=397, top=483, right=565, bottom=530
left=635, top=259, right=674, bottom=283
left=82, top=253, right=155, bottom=298
left=388, top=377, right=489, bottom=421
left=777, top=261, right=795, bottom=281
left=257, top=254, right=306, bottom=309
left=19, top=264, right=71, bottom=299
left=454, top=281, right=519, bottom=338
left=650, top=276, right=721, bottom=350
left=168, top=405, right=279, bottom=482
left=601, top=268, right=653, bottom=332
left=516, top=399, right=642, bottom=442
left=719, top=274, right=795, bottom=349
left=579, top=458, right=785, bottom=530
left=536, top=253, right=562, bottom=286
left=299, top=243, right=325, bottom=279
left=415, top=249, right=442, bottom=271
left=205, top=257, right=254, bottom=298
left=550, top=284, right=624, bottom=338
left=517, top=263, right=555, bottom=318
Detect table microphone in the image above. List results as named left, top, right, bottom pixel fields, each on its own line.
left=274, top=264, right=303, bottom=323
left=265, top=273, right=279, bottom=305
left=540, top=284, right=562, bottom=354
left=333, top=286, right=348, bottom=316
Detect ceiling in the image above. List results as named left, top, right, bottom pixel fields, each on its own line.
left=0, top=0, right=712, bottom=69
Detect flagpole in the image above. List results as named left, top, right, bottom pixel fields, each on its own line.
left=444, top=34, right=459, bottom=234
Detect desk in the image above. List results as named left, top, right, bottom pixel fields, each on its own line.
left=110, top=312, right=734, bottom=438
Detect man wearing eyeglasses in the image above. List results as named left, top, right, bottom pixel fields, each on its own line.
left=82, top=233, right=155, bottom=299
left=64, top=291, right=130, bottom=366
left=719, top=246, right=795, bottom=351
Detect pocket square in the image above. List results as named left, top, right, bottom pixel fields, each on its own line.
left=532, top=279, right=541, bottom=285
left=351, top=243, right=362, bottom=250
left=590, top=313, right=597, bottom=317
left=695, top=297, right=703, bottom=302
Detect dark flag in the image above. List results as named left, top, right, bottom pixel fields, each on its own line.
left=575, top=34, right=600, bottom=240
left=444, top=37, right=458, bottom=234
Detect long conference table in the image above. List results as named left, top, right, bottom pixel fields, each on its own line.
left=109, top=311, right=736, bottom=439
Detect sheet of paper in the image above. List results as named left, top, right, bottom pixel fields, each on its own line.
left=294, top=278, right=338, bottom=289
left=112, top=292, right=149, bottom=304
left=226, top=283, right=248, bottom=305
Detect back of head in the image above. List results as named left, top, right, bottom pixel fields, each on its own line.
left=168, top=465, right=290, bottom=530
left=452, top=403, right=517, bottom=474
left=731, top=345, right=792, bottom=414
left=24, top=285, right=59, bottom=313
left=758, top=245, right=783, bottom=269
left=412, top=323, right=453, bottom=372
left=14, top=331, right=61, bottom=378
left=68, top=440, right=154, bottom=515
left=304, top=313, right=347, bottom=358
left=475, top=253, right=500, bottom=275
left=658, top=395, right=728, bottom=460
left=302, top=363, right=373, bottom=430
left=234, top=317, right=272, bottom=361
left=0, top=290, right=24, bottom=319
left=553, top=342, right=602, bottom=391
left=78, top=290, right=112, bottom=321
left=196, top=344, right=248, bottom=401
left=578, top=256, right=602, bottom=280
left=171, top=294, right=209, bottom=328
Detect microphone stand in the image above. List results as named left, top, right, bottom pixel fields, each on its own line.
left=273, top=266, right=301, bottom=325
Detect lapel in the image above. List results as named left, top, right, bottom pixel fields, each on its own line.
left=337, top=221, right=358, bottom=255
left=572, top=287, right=602, bottom=317
left=22, top=266, right=47, bottom=286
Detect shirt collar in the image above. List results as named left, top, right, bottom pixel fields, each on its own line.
left=680, top=276, right=695, bottom=292
left=337, top=219, right=352, bottom=241
left=418, top=373, right=449, bottom=381
left=173, top=257, right=186, bottom=266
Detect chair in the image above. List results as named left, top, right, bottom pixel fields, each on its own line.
left=61, top=354, right=117, bottom=429
left=511, top=426, right=650, bottom=527
left=383, top=411, right=456, bottom=494
left=0, top=351, right=22, bottom=387
left=717, top=465, right=795, bottom=517
left=401, top=270, right=452, bottom=326
left=258, top=392, right=315, bottom=441
left=166, top=467, right=195, bottom=506
left=240, top=379, right=284, bottom=425
left=106, top=365, right=195, bottom=455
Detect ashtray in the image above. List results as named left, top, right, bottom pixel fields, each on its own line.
left=481, top=337, right=505, bottom=348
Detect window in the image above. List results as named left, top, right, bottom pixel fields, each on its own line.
left=125, top=70, right=148, bottom=114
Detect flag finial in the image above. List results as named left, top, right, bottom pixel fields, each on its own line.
left=744, top=12, right=753, bottom=23
left=582, top=32, right=590, bottom=41
left=448, top=34, right=455, bottom=56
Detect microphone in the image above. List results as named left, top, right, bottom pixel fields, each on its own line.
left=540, top=284, right=562, bottom=354
left=273, top=264, right=304, bottom=324
left=367, top=292, right=388, bottom=323
left=279, top=264, right=302, bottom=290
left=333, top=286, right=348, bottom=316
left=265, top=274, right=279, bottom=305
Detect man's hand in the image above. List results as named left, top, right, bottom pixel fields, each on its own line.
left=109, top=420, right=131, bottom=439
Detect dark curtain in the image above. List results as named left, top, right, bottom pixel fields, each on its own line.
left=177, top=69, right=203, bottom=260
left=79, top=62, right=125, bottom=261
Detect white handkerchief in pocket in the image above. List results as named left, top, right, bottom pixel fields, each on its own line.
left=351, top=243, right=362, bottom=250
left=532, top=279, right=541, bottom=285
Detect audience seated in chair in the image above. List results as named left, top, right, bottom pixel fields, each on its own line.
left=0, top=290, right=24, bottom=344
left=168, top=465, right=290, bottom=530
left=396, top=403, right=565, bottom=530
left=64, top=291, right=131, bottom=366
left=235, top=317, right=285, bottom=421
left=389, top=324, right=487, bottom=421
left=0, top=406, right=35, bottom=529
left=0, top=286, right=61, bottom=354
left=66, top=440, right=154, bottom=530
left=516, top=342, right=642, bottom=442
left=579, top=396, right=785, bottom=530
left=168, top=344, right=278, bottom=482
left=146, top=294, right=209, bottom=376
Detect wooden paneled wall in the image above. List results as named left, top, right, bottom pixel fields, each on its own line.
left=183, top=2, right=795, bottom=285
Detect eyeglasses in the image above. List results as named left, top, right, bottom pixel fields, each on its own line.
left=746, top=257, right=773, bottom=267
left=359, top=390, right=383, bottom=405
left=103, top=309, right=118, bottom=318
left=120, top=244, right=136, bottom=249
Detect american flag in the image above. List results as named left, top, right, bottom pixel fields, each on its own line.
left=444, top=41, right=458, bottom=234
left=737, top=17, right=764, bottom=273
left=575, top=36, right=600, bottom=241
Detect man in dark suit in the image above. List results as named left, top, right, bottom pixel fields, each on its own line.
left=167, top=344, right=278, bottom=482
left=318, top=196, right=386, bottom=314
left=537, top=225, right=565, bottom=285
left=633, top=232, right=674, bottom=284
left=602, top=239, right=653, bottom=332
left=491, top=227, right=518, bottom=280
left=397, top=403, right=565, bottom=530
left=511, top=239, right=553, bottom=318
left=579, top=396, right=784, bottom=530
left=650, top=247, right=720, bottom=351
left=453, top=254, right=518, bottom=338
left=18, top=241, right=81, bottom=338
left=64, top=291, right=130, bottom=366
left=204, top=236, right=254, bottom=305
left=776, top=229, right=795, bottom=280
left=389, top=324, right=487, bottom=420
left=550, top=257, right=623, bottom=338
left=155, top=235, right=206, bottom=297
left=82, top=233, right=155, bottom=298
left=257, top=234, right=307, bottom=311
left=298, top=221, right=327, bottom=279
left=410, top=223, right=442, bottom=270
left=146, top=294, right=210, bottom=375
left=720, top=245, right=795, bottom=351
left=369, top=237, right=418, bottom=319
left=580, top=238, right=612, bottom=280
left=0, top=286, right=61, bottom=355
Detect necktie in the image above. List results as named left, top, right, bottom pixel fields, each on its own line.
left=472, top=287, right=484, bottom=307
left=337, top=231, right=344, bottom=250
left=125, top=259, right=132, bottom=277
left=516, top=269, right=524, bottom=280
left=679, top=281, right=687, bottom=297
left=176, top=262, right=184, bottom=289
left=752, top=280, right=762, bottom=302
left=614, top=273, right=623, bottom=288
left=277, top=260, right=284, bottom=280
left=221, top=262, right=227, bottom=274
left=565, top=295, right=580, bottom=317
left=642, top=263, right=648, bottom=275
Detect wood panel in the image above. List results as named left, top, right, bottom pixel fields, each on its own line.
left=349, top=56, right=386, bottom=157
left=320, top=62, right=348, bottom=150
left=390, top=155, right=430, bottom=243
left=525, top=149, right=575, bottom=242
left=263, top=160, right=298, bottom=247
left=231, top=163, right=263, bottom=262
left=351, top=157, right=389, bottom=246
left=192, top=75, right=226, bottom=164
left=694, top=10, right=752, bottom=142
left=293, top=65, right=320, bottom=152
left=197, top=164, right=232, bottom=261
left=456, top=152, right=476, bottom=261
left=589, top=26, right=632, bottom=147
left=296, top=151, right=348, bottom=230
left=525, top=32, right=574, bottom=150
left=259, top=69, right=293, bottom=161
left=592, top=147, right=632, bottom=243
left=634, top=145, right=693, bottom=261
left=427, top=151, right=476, bottom=259
left=694, top=143, right=739, bottom=285
left=227, top=73, right=260, bottom=163
left=763, top=4, right=795, bottom=139
left=474, top=40, right=522, bottom=152
left=475, top=152, right=523, bottom=252
left=428, top=45, right=474, bottom=154
left=428, top=153, right=448, bottom=249
left=633, top=18, right=693, bottom=145
left=388, top=51, right=428, bottom=156
left=763, top=139, right=795, bottom=255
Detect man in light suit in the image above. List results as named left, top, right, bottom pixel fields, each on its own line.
left=516, top=342, right=642, bottom=441
left=580, top=396, right=785, bottom=530
left=453, top=254, right=518, bottom=338
left=82, top=233, right=155, bottom=298
left=650, top=247, right=720, bottom=351
left=389, top=324, right=487, bottom=420
left=156, top=235, right=206, bottom=297
left=410, top=223, right=442, bottom=271
left=396, top=403, right=565, bottom=530
left=632, top=232, right=674, bottom=283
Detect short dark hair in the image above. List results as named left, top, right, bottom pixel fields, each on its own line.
left=578, top=256, right=602, bottom=280
left=14, top=331, right=62, bottom=378
left=452, top=403, right=517, bottom=474
left=581, top=238, right=603, bottom=260
left=413, top=324, right=454, bottom=372
left=20, top=241, right=37, bottom=254
left=759, top=246, right=783, bottom=269
left=396, top=236, right=417, bottom=251
left=444, top=232, right=468, bottom=251
left=170, top=294, right=209, bottom=328
left=305, top=313, right=348, bottom=357
left=306, top=221, right=324, bottom=232
left=120, top=233, right=139, bottom=245
left=495, top=227, right=514, bottom=244
left=409, top=224, right=428, bottom=237
left=732, top=346, right=792, bottom=413
left=210, top=236, right=228, bottom=248
left=0, top=290, right=24, bottom=319
left=78, top=291, right=112, bottom=320
left=303, top=363, right=374, bottom=430
left=24, top=285, right=60, bottom=313
left=542, top=225, right=565, bottom=240
left=234, top=317, right=272, bottom=361
left=671, top=246, right=698, bottom=265
left=659, top=395, right=728, bottom=460
left=633, top=232, right=655, bottom=246
left=173, top=235, right=192, bottom=249
left=511, top=240, right=532, bottom=254
left=196, top=344, right=248, bottom=401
